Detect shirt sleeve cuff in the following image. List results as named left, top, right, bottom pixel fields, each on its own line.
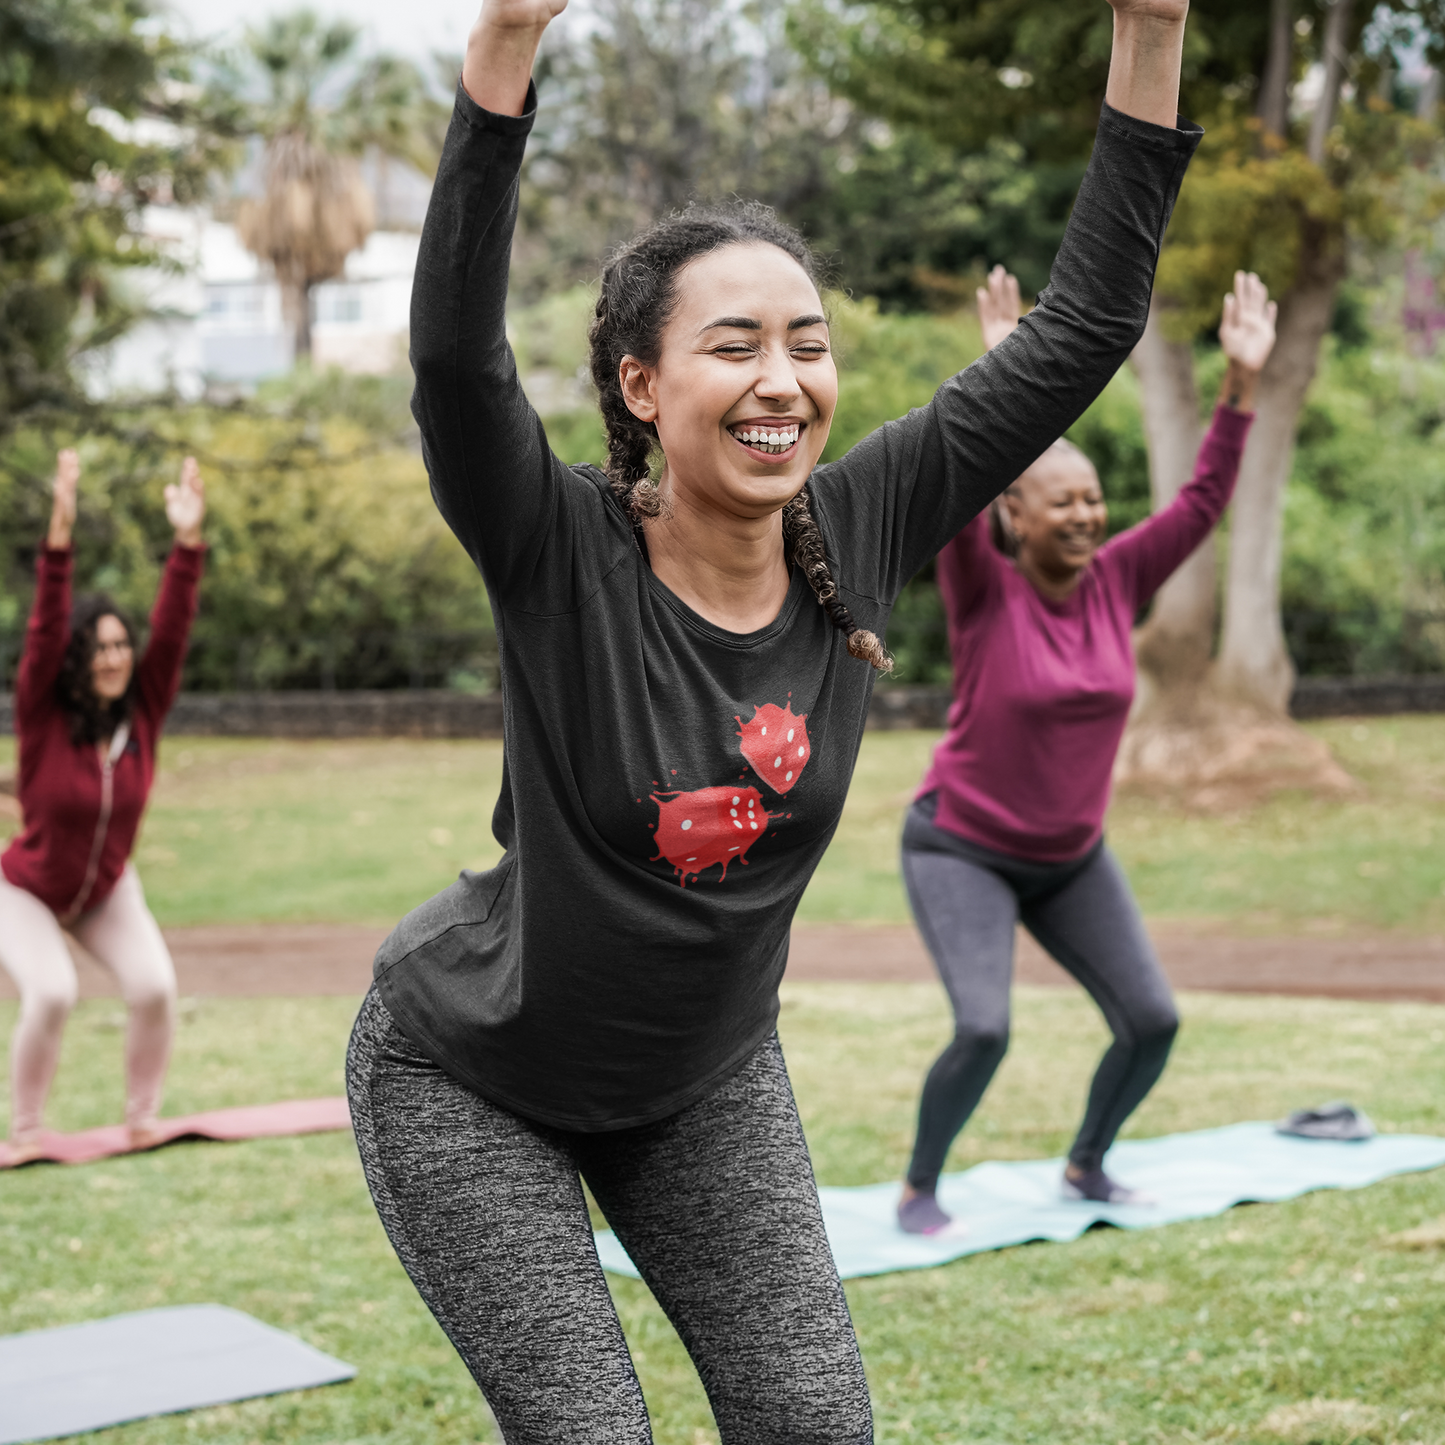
left=168, top=542, right=208, bottom=575
left=453, top=77, right=538, bottom=137
left=1210, top=403, right=1254, bottom=446
left=39, top=543, right=73, bottom=568
left=1097, top=101, right=1204, bottom=153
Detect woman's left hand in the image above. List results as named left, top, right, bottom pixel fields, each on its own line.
left=165, top=456, right=205, bottom=547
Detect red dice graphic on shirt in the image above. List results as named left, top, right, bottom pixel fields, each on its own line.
left=736, top=702, right=810, bottom=795
left=651, top=785, right=769, bottom=887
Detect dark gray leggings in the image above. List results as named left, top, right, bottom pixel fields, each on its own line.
left=901, top=797, right=1178, bottom=1191
left=346, top=988, right=872, bottom=1445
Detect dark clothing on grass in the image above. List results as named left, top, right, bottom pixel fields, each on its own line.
left=901, top=793, right=1178, bottom=1192
left=376, top=80, right=1200, bottom=1132
left=347, top=987, right=871, bottom=1445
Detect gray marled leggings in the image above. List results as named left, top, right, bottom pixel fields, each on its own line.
left=346, top=988, right=872, bottom=1445
left=902, top=795, right=1179, bottom=1191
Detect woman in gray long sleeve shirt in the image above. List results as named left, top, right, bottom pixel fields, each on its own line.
left=346, top=0, right=1199, bottom=1437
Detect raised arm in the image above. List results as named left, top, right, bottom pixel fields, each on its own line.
left=932, top=270, right=1020, bottom=619
left=409, top=0, right=575, bottom=602
left=1104, top=271, right=1276, bottom=606
left=15, top=450, right=79, bottom=727
left=136, top=456, right=207, bottom=722
left=811, top=0, right=1197, bottom=602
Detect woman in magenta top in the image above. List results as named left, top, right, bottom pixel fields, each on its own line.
left=897, top=271, right=1277, bottom=1234
left=1, top=450, right=206, bottom=1162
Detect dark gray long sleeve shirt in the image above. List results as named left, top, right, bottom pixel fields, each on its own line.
left=374, top=82, right=1201, bottom=1130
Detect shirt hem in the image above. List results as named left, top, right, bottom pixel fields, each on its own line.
left=375, top=975, right=782, bottom=1133
left=913, top=785, right=1106, bottom=865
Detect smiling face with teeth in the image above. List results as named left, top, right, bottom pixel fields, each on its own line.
left=617, top=241, right=837, bottom=522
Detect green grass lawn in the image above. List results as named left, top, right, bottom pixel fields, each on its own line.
left=4, top=715, right=1443, bottom=931
left=3, top=985, right=1443, bottom=1444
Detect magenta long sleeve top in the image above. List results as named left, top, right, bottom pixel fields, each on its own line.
left=919, top=404, right=1253, bottom=862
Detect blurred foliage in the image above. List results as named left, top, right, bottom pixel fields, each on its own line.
left=793, top=131, right=1081, bottom=308
left=793, top=0, right=1445, bottom=335
left=1280, top=339, right=1445, bottom=674
left=0, top=370, right=490, bottom=690
left=789, top=0, right=1445, bottom=164
left=1155, top=104, right=1445, bottom=342
left=515, top=0, right=1074, bottom=310
left=0, top=0, right=233, bottom=429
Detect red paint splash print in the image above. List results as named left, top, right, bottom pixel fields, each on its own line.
left=736, top=702, right=811, bottom=795
left=651, top=785, right=769, bottom=887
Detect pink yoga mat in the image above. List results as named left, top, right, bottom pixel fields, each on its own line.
left=0, top=1097, right=351, bottom=1169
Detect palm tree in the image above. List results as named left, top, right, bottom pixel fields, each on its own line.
left=223, top=11, right=441, bottom=361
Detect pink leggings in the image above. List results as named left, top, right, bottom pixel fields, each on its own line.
left=0, top=866, right=176, bottom=1139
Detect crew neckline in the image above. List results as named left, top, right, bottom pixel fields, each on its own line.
left=644, top=559, right=809, bottom=649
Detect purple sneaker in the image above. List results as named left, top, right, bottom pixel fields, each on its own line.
left=897, top=1191, right=954, bottom=1235
left=1061, top=1166, right=1155, bottom=1205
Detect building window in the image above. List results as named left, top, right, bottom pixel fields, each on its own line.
left=316, top=286, right=363, bottom=324
left=204, top=285, right=264, bottom=322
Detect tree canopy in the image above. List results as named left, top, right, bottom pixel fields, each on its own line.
left=212, top=10, right=444, bottom=359
left=792, top=0, right=1445, bottom=325
left=0, top=0, right=222, bottom=430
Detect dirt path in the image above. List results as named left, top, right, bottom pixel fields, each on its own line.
left=4, top=922, right=1442, bottom=1004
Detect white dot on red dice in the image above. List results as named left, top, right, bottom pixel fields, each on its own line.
left=787, top=729, right=795, bottom=742
left=681, top=819, right=692, bottom=830
left=774, top=756, right=782, bottom=768
left=798, top=746, right=805, bottom=758
left=785, top=770, right=793, bottom=781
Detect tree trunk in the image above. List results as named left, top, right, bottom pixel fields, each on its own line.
left=1128, top=296, right=1211, bottom=711
left=1306, top=0, right=1355, bottom=163
left=1257, top=0, right=1293, bottom=140
left=281, top=279, right=312, bottom=363
left=1214, top=263, right=1340, bottom=713
left=1115, top=261, right=1356, bottom=807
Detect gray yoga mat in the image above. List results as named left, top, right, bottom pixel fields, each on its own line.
left=0, top=1304, right=355, bottom=1444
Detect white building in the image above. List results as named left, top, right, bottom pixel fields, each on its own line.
left=84, top=153, right=431, bottom=397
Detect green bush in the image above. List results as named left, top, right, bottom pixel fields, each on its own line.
left=0, top=371, right=493, bottom=692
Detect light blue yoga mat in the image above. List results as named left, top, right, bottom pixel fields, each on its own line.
left=594, top=1122, right=1445, bottom=1281
left=0, top=1304, right=355, bottom=1444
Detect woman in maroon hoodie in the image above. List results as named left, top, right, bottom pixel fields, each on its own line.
left=1, top=449, right=205, bottom=1161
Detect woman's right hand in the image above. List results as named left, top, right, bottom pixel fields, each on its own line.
left=463, top=0, right=567, bottom=116
left=47, top=449, right=79, bottom=550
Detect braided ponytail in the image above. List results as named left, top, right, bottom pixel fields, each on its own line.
left=587, top=198, right=890, bottom=670
left=782, top=485, right=893, bottom=673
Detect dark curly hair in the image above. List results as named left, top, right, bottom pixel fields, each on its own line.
left=587, top=199, right=891, bottom=673
left=56, top=594, right=138, bottom=746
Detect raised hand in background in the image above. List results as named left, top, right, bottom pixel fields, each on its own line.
left=1217, top=270, right=1277, bottom=412
left=46, top=450, right=79, bottom=550
left=163, top=456, right=206, bottom=548
left=977, top=266, right=1023, bottom=352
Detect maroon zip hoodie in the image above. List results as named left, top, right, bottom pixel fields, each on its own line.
left=2, top=543, right=204, bottom=918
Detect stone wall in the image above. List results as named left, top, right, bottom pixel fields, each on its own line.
left=2, top=675, right=1443, bottom=740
